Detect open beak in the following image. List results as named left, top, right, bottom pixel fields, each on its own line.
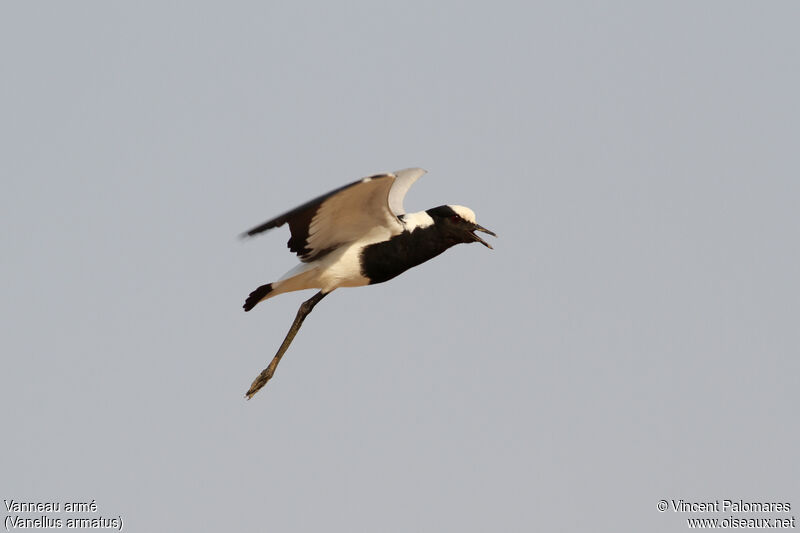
left=471, top=224, right=497, bottom=249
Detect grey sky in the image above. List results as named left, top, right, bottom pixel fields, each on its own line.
left=2, top=2, right=798, bottom=531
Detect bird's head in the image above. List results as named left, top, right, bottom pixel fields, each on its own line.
left=426, top=205, right=497, bottom=249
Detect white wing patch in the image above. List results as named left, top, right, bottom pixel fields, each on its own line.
left=387, top=168, right=427, bottom=216
left=305, top=176, right=404, bottom=259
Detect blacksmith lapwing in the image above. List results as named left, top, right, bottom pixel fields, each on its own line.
left=241, top=168, right=495, bottom=399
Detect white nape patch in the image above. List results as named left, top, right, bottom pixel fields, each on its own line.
left=450, top=205, right=477, bottom=223
left=401, top=210, right=434, bottom=231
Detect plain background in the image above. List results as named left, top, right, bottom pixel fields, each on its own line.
left=2, top=2, right=798, bottom=531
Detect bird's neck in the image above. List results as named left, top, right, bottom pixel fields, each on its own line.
left=360, top=225, right=454, bottom=285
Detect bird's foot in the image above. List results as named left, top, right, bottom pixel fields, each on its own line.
left=245, top=360, right=278, bottom=400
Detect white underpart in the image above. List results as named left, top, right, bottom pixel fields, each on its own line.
left=450, top=205, right=477, bottom=223
left=277, top=261, right=315, bottom=282
left=401, top=210, right=434, bottom=231
left=269, top=226, right=397, bottom=297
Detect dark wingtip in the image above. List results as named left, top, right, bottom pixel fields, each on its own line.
left=239, top=226, right=266, bottom=239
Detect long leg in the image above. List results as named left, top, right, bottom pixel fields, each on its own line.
left=245, top=290, right=328, bottom=399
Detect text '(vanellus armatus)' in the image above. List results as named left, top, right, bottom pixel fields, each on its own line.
left=240, top=168, right=496, bottom=399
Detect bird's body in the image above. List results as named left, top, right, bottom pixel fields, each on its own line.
left=241, top=168, right=495, bottom=398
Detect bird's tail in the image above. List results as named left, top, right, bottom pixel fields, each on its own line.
left=243, top=283, right=273, bottom=312
left=243, top=263, right=320, bottom=312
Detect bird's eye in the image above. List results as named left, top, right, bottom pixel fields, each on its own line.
left=450, top=215, right=461, bottom=222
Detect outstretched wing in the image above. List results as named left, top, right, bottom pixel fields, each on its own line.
left=241, top=168, right=427, bottom=262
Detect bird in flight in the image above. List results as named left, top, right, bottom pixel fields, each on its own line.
left=240, top=168, right=496, bottom=399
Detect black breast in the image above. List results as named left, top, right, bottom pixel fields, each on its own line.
left=360, top=226, right=454, bottom=284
